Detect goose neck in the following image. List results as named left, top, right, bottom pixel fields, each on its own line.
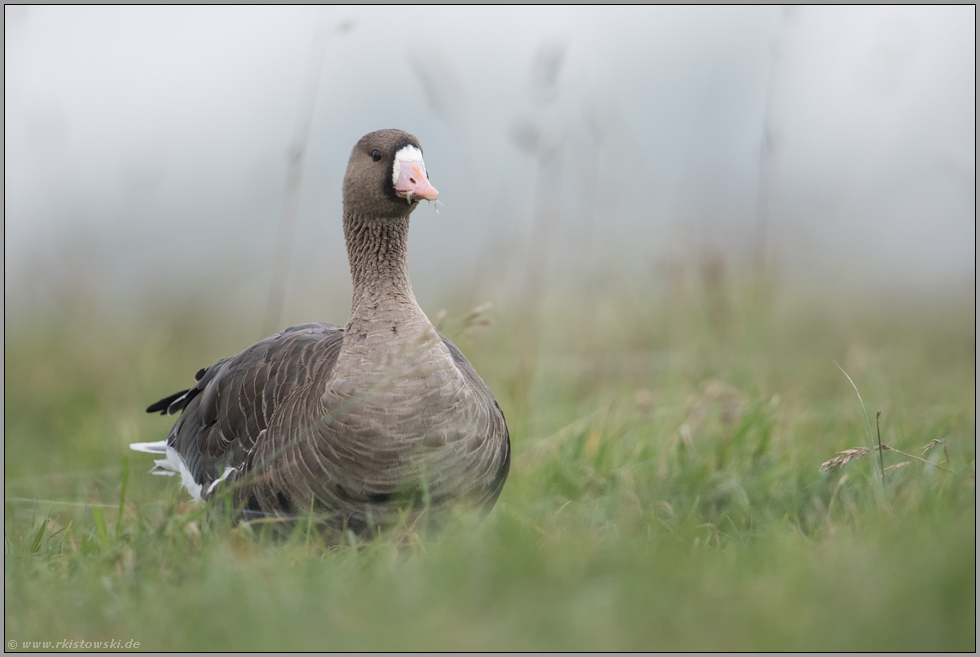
left=343, top=212, right=419, bottom=332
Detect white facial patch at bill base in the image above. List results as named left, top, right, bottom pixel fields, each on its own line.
left=391, top=145, right=426, bottom=186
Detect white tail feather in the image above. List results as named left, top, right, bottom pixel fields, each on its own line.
left=134, top=444, right=203, bottom=501
left=162, top=447, right=203, bottom=501
left=129, top=440, right=169, bottom=454
left=206, top=467, right=236, bottom=496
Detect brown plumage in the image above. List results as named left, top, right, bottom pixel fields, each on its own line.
left=134, top=130, right=510, bottom=535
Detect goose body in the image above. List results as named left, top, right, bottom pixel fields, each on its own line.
left=133, top=130, right=510, bottom=534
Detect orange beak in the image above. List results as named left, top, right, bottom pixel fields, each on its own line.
left=394, top=162, right=439, bottom=202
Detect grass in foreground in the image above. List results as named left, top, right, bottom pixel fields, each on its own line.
left=4, top=278, right=976, bottom=651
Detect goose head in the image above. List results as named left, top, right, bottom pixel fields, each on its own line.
left=343, top=129, right=439, bottom=219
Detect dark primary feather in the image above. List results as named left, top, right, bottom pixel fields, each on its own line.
left=146, top=390, right=188, bottom=415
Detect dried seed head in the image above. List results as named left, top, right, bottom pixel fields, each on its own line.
left=819, top=447, right=870, bottom=473
left=884, top=461, right=911, bottom=475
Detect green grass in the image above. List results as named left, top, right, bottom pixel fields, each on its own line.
left=5, top=277, right=975, bottom=651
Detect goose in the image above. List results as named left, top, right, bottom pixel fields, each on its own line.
left=131, top=129, right=510, bottom=535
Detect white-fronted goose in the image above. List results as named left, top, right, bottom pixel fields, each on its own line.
left=131, top=129, right=510, bottom=535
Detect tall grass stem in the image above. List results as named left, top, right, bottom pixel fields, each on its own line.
left=833, top=360, right=885, bottom=505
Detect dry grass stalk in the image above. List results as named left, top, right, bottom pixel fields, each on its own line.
left=883, top=461, right=911, bottom=475
left=460, top=301, right=494, bottom=334
left=820, top=443, right=956, bottom=475
left=922, top=438, right=950, bottom=468
left=879, top=443, right=956, bottom=474
left=832, top=360, right=883, bottom=495
left=820, top=447, right=869, bottom=473
left=876, top=410, right=885, bottom=483
left=827, top=473, right=849, bottom=516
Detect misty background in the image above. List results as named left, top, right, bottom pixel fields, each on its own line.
left=4, top=6, right=975, bottom=330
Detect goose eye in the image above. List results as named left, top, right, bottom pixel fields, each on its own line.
left=371, top=150, right=382, bottom=162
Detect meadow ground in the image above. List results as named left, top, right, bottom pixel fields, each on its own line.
left=5, top=276, right=975, bottom=651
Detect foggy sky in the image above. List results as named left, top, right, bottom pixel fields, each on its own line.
left=4, top=6, right=976, bottom=318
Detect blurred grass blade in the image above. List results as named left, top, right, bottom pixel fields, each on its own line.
left=116, top=455, right=129, bottom=540
left=29, top=518, right=49, bottom=554
left=833, top=360, right=884, bottom=504
left=306, top=496, right=315, bottom=547
left=93, top=506, right=109, bottom=550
